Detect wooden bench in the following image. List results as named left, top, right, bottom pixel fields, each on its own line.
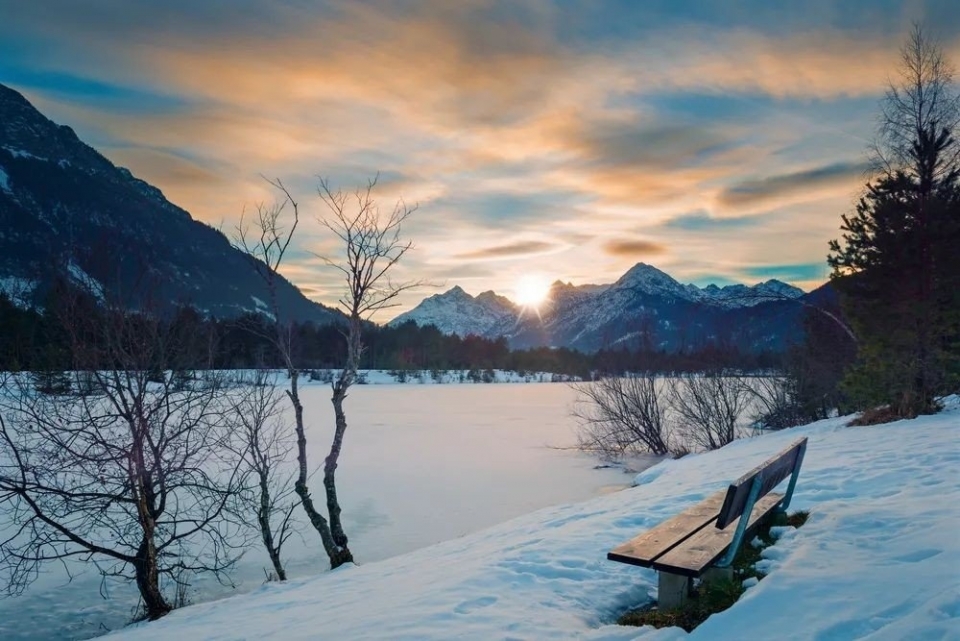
left=608, top=437, right=807, bottom=609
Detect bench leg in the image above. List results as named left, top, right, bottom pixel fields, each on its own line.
left=658, top=572, right=690, bottom=609
left=701, top=566, right=734, bottom=584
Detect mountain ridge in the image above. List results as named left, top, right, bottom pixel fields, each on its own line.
left=390, top=263, right=810, bottom=352
left=0, top=82, right=339, bottom=324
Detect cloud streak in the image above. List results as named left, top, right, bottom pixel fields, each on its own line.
left=455, top=241, right=558, bottom=260
left=717, top=161, right=871, bottom=211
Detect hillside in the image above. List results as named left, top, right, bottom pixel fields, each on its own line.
left=0, top=83, right=337, bottom=323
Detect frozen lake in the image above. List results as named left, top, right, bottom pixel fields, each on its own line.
left=0, top=382, right=641, bottom=640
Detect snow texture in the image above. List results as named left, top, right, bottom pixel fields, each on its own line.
left=108, top=397, right=960, bottom=641
left=0, top=165, right=10, bottom=193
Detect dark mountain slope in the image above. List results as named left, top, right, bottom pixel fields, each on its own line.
left=0, top=82, right=337, bottom=324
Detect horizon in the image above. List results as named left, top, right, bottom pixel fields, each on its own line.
left=2, top=1, right=958, bottom=317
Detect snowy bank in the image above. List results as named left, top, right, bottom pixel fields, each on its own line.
left=113, top=401, right=960, bottom=640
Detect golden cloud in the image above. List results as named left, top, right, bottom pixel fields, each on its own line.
left=602, top=239, right=667, bottom=257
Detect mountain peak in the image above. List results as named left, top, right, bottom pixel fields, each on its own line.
left=614, top=262, right=684, bottom=297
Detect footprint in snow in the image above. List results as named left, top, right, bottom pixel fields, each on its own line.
left=889, top=548, right=941, bottom=564
left=453, top=596, right=497, bottom=615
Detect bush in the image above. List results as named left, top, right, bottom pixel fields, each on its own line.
left=572, top=374, right=674, bottom=457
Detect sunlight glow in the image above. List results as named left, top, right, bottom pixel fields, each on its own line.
left=513, top=274, right=551, bottom=309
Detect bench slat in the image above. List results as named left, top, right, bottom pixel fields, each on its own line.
left=607, top=490, right=727, bottom=568
left=653, top=492, right=784, bottom=577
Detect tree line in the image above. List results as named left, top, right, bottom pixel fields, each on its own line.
left=0, top=290, right=794, bottom=381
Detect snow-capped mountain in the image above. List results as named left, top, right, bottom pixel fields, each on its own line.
left=391, top=263, right=809, bottom=352
left=0, top=82, right=338, bottom=323
left=393, top=286, right=518, bottom=337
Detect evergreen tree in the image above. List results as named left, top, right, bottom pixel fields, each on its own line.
left=828, top=25, right=960, bottom=416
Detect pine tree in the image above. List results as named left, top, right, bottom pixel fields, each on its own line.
left=828, top=25, right=960, bottom=416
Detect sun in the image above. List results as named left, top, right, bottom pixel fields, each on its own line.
left=513, top=274, right=551, bottom=310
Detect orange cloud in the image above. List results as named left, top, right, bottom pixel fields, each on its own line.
left=602, top=239, right=667, bottom=257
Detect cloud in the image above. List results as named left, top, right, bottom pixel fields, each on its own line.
left=455, top=240, right=558, bottom=260
left=741, top=262, right=828, bottom=283
left=662, top=210, right=763, bottom=231
left=717, top=161, right=870, bottom=212
left=5, top=1, right=957, bottom=317
left=602, top=239, right=667, bottom=257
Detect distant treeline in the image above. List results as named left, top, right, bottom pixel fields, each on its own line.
left=0, top=287, right=787, bottom=377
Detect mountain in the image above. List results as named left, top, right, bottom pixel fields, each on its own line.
left=390, top=263, right=809, bottom=352
left=0, top=83, right=338, bottom=324
left=392, top=286, right=518, bottom=337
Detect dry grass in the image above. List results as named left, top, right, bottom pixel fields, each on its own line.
left=849, top=406, right=902, bottom=426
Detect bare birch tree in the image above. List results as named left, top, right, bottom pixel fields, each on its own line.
left=235, top=174, right=417, bottom=569
left=313, top=174, right=419, bottom=566
left=873, top=23, right=959, bottom=178
left=235, top=182, right=350, bottom=568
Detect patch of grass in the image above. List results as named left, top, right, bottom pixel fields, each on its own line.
left=786, top=510, right=809, bottom=528
left=617, top=579, right=744, bottom=632
left=849, top=405, right=902, bottom=426
left=617, top=509, right=809, bottom=631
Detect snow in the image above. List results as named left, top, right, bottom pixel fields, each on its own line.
left=0, top=276, right=36, bottom=307
left=0, top=165, right=10, bottom=193
left=66, top=261, right=106, bottom=302
left=101, top=397, right=960, bottom=640
left=0, top=383, right=631, bottom=640
left=1, top=146, right=45, bottom=161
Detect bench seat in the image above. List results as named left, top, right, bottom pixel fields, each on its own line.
left=607, top=491, right=783, bottom=576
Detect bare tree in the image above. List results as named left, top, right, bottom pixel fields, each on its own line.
left=0, top=302, right=247, bottom=621
left=313, top=174, right=419, bottom=566
left=873, top=22, right=959, bottom=179
left=227, top=370, right=298, bottom=581
left=669, top=371, right=752, bottom=451
left=234, top=181, right=349, bottom=568
left=235, top=174, right=418, bottom=569
left=744, top=375, right=805, bottom=431
left=572, top=374, right=673, bottom=457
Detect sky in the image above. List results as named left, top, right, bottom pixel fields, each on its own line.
left=2, top=1, right=960, bottom=318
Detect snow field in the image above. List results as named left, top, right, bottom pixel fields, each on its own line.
left=111, top=398, right=960, bottom=640
left=0, top=383, right=631, bottom=640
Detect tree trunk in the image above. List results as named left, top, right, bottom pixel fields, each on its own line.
left=286, top=369, right=343, bottom=567
left=134, top=535, right=171, bottom=620
left=324, top=385, right=353, bottom=567
left=257, top=472, right=286, bottom=581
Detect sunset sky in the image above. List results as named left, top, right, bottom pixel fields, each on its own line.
left=2, top=1, right=959, bottom=317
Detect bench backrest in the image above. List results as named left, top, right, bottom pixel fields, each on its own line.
left=715, top=437, right=807, bottom=529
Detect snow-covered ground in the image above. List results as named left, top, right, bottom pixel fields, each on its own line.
left=0, top=383, right=635, bottom=640
left=109, top=397, right=960, bottom=641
